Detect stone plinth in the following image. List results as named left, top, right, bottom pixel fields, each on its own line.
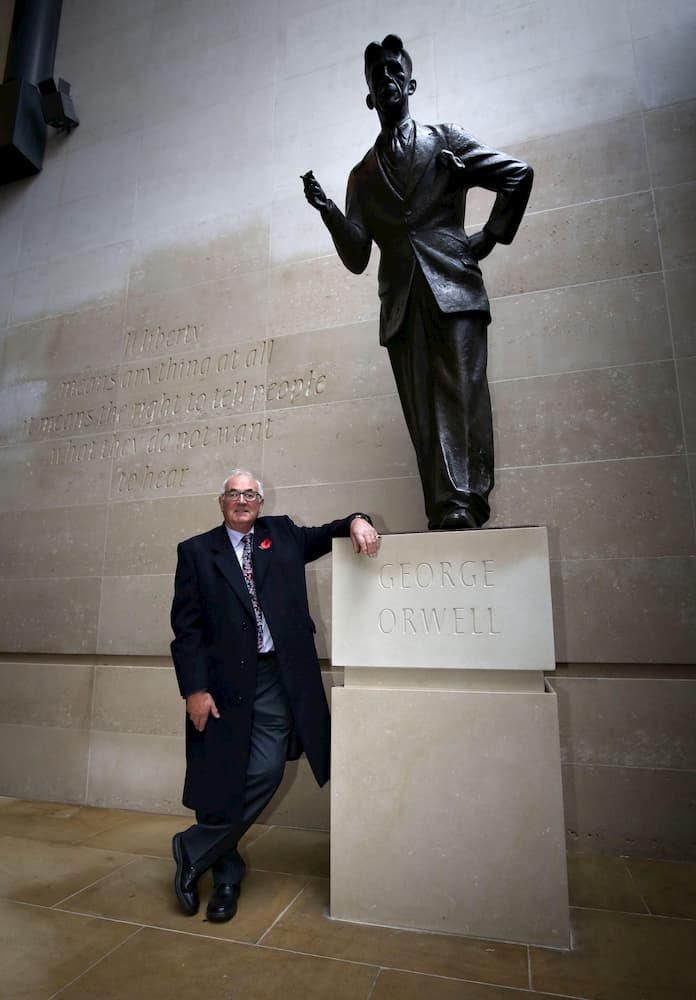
left=332, top=527, right=555, bottom=670
left=330, top=528, right=570, bottom=947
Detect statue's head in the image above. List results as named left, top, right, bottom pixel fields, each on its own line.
left=364, top=34, right=416, bottom=118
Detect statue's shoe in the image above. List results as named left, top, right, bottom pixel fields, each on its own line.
left=439, top=509, right=478, bottom=530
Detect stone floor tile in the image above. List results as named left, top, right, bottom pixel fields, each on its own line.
left=372, top=970, right=576, bottom=999
left=530, top=906, right=696, bottom=999
left=4, top=797, right=694, bottom=1000
left=245, top=826, right=330, bottom=877
left=0, top=799, right=131, bottom=844
left=567, top=853, right=648, bottom=913
left=0, top=834, right=135, bottom=905
left=0, top=897, right=137, bottom=1000
left=626, top=857, right=696, bottom=919
left=83, top=810, right=185, bottom=855
left=55, top=925, right=379, bottom=1000
left=59, top=855, right=310, bottom=943
left=262, top=877, right=529, bottom=988
left=86, top=811, right=270, bottom=857
left=241, top=822, right=273, bottom=847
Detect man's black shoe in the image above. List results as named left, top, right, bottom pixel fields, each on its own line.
left=172, top=832, right=200, bottom=916
left=206, top=882, right=240, bottom=923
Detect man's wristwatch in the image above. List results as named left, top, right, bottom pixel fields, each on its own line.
left=350, top=513, right=372, bottom=525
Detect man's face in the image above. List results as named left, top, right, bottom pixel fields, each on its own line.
left=366, top=51, right=414, bottom=117
left=219, top=473, right=264, bottom=533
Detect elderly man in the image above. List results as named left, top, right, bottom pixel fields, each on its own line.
left=304, top=34, right=533, bottom=530
left=170, top=469, right=380, bottom=922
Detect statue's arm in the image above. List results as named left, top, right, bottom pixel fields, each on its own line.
left=442, top=127, right=534, bottom=246
left=302, top=170, right=372, bottom=274
left=478, top=153, right=533, bottom=246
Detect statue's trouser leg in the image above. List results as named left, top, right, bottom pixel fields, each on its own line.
left=387, top=274, right=493, bottom=528
left=181, top=653, right=293, bottom=885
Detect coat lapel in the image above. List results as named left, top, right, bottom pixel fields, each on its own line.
left=368, top=144, right=405, bottom=203
left=210, top=524, right=255, bottom=619
left=405, top=123, right=441, bottom=198
left=252, top=519, right=272, bottom=593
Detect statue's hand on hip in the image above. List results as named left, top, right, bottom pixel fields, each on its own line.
left=468, top=229, right=497, bottom=261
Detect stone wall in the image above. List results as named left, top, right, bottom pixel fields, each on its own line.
left=0, top=0, right=694, bottom=855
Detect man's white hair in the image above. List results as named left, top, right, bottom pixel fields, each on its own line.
left=220, top=469, right=264, bottom=498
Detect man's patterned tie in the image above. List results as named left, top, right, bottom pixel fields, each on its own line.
left=242, top=533, right=264, bottom=650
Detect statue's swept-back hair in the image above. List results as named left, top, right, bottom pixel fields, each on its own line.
left=364, top=34, right=412, bottom=83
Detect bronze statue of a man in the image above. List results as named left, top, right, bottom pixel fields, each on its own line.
left=303, top=34, right=533, bottom=530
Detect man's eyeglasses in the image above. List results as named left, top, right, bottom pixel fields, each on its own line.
left=221, top=489, right=262, bottom=502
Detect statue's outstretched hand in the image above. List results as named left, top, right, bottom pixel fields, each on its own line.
left=302, top=170, right=329, bottom=211
left=468, top=230, right=497, bottom=261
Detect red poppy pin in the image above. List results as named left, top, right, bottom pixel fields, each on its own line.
left=260, top=538, right=272, bottom=550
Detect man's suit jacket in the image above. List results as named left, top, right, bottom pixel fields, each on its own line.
left=323, top=122, right=533, bottom=344
left=170, top=513, right=357, bottom=820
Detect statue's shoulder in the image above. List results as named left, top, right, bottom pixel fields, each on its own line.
left=437, top=123, right=483, bottom=150
left=428, top=122, right=473, bottom=141
left=413, top=122, right=473, bottom=152
left=347, top=145, right=379, bottom=186
left=351, top=145, right=377, bottom=174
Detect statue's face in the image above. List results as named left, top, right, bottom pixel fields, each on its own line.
left=366, top=51, right=414, bottom=116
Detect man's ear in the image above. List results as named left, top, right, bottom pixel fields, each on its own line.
left=408, top=78, right=417, bottom=96
left=366, top=93, right=375, bottom=110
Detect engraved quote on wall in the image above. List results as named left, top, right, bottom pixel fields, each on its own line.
left=21, top=321, right=332, bottom=497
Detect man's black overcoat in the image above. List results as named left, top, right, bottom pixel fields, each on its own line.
left=170, top=514, right=356, bottom=821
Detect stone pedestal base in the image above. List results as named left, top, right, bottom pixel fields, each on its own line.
left=330, top=672, right=570, bottom=947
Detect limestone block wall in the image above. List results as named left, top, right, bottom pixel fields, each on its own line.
left=0, top=0, right=694, bottom=854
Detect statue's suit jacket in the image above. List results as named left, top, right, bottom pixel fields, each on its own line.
left=170, top=514, right=356, bottom=820
left=322, top=122, right=533, bottom=344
